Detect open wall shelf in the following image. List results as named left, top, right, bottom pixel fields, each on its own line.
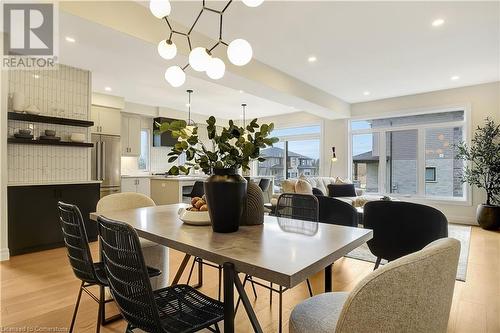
left=8, top=112, right=94, bottom=127
left=8, top=138, right=94, bottom=148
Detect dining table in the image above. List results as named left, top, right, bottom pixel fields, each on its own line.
left=90, top=203, right=373, bottom=333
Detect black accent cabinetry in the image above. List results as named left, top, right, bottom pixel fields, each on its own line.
left=8, top=183, right=100, bottom=255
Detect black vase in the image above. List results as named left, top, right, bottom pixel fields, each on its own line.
left=204, top=168, right=247, bottom=233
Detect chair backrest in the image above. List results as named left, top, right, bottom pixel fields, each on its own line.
left=335, top=238, right=460, bottom=333
left=327, top=184, right=357, bottom=197
left=96, top=192, right=155, bottom=213
left=363, top=201, right=448, bottom=261
left=276, top=193, right=319, bottom=222
left=97, top=215, right=162, bottom=332
left=317, top=196, right=358, bottom=227
left=57, top=201, right=97, bottom=283
left=258, top=178, right=271, bottom=192
left=190, top=181, right=205, bottom=198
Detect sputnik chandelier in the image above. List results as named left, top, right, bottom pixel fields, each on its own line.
left=149, top=0, right=264, bottom=88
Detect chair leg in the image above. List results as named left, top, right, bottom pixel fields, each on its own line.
left=186, top=257, right=197, bottom=285
left=269, top=282, right=273, bottom=305
left=306, top=278, right=313, bottom=297
left=69, top=282, right=84, bottom=333
left=278, top=285, right=283, bottom=333
left=249, top=276, right=258, bottom=299
left=374, top=257, right=382, bottom=270
left=218, top=265, right=222, bottom=301
left=96, top=286, right=103, bottom=333
left=197, top=258, right=204, bottom=288
left=125, top=323, right=134, bottom=333
left=214, top=322, right=221, bottom=333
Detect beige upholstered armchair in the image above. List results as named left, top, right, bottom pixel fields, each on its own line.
left=96, top=192, right=169, bottom=290
left=290, top=238, right=460, bottom=333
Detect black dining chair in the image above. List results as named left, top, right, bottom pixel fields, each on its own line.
left=363, top=201, right=449, bottom=269
left=183, top=181, right=205, bottom=198
left=317, top=195, right=359, bottom=227
left=57, top=201, right=161, bottom=333
left=238, top=193, right=318, bottom=333
left=97, top=215, right=224, bottom=333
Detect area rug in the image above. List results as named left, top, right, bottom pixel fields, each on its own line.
left=346, top=224, right=471, bottom=281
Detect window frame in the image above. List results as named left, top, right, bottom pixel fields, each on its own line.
left=348, top=105, right=471, bottom=204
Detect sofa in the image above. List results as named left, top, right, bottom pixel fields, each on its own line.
left=277, top=176, right=386, bottom=208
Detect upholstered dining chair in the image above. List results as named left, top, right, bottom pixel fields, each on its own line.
left=289, top=238, right=460, bottom=333
left=96, top=192, right=169, bottom=289
left=183, top=180, right=205, bottom=199
left=57, top=201, right=161, bottom=333
left=363, top=201, right=448, bottom=269
left=316, top=196, right=358, bottom=227
left=97, top=215, right=224, bottom=333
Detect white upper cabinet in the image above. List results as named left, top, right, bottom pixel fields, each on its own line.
left=91, top=106, right=121, bottom=135
left=121, top=114, right=141, bottom=156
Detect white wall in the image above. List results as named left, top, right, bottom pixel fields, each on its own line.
left=349, top=82, right=500, bottom=224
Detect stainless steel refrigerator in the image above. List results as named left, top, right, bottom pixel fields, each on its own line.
left=91, top=134, right=121, bottom=197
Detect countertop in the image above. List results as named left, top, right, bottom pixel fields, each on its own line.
left=121, top=174, right=207, bottom=181
left=8, top=180, right=102, bottom=187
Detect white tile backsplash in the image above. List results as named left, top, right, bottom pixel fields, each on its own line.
left=7, top=65, right=91, bottom=184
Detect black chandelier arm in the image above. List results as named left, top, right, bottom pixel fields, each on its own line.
left=182, top=63, right=190, bottom=71
left=221, top=0, right=233, bottom=13
left=189, top=8, right=205, bottom=35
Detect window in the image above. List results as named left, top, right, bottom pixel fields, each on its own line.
left=425, top=167, right=437, bottom=182
left=257, top=125, right=321, bottom=191
left=350, top=110, right=467, bottom=200
left=138, top=129, right=149, bottom=170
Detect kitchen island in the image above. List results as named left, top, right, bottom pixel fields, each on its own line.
left=150, top=176, right=207, bottom=205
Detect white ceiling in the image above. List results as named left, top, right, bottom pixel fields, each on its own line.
left=58, top=12, right=295, bottom=120
left=168, top=1, right=500, bottom=103
left=59, top=1, right=500, bottom=120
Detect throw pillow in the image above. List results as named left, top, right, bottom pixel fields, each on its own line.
left=295, top=179, right=313, bottom=194
left=335, top=177, right=352, bottom=185
left=282, top=179, right=297, bottom=193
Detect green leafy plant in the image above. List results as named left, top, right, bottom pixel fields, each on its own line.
left=157, top=116, right=279, bottom=175
left=456, top=117, right=500, bottom=206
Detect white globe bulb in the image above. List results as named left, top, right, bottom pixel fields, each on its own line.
left=150, top=0, right=171, bottom=19
left=157, top=40, right=177, bottom=60
left=206, top=57, right=225, bottom=80
left=164, top=66, right=185, bottom=87
left=242, top=0, right=264, bottom=7
left=189, top=47, right=211, bottom=72
left=227, top=39, right=253, bottom=66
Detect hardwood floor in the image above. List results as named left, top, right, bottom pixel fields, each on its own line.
left=1, top=226, right=499, bottom=332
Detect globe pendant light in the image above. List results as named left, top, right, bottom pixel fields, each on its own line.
left=227, top=39, right=253, bottom=66
left=242, top=0, right=264, bottom=7
left=150, top=0, right=171, bottom=19
left=189, top=47, right=211, bottom=72
left=165, top=66, right=186, bottom=87
left=158, top=39, right=177, bottom=60
left=206, top=57, right=225, bottom=80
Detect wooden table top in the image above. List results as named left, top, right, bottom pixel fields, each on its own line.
left=90, top=204, right=372, bottom=288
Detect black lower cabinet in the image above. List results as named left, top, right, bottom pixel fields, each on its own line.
left=8, top=183, right=100, bottom=256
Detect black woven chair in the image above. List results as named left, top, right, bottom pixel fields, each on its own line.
left=364, top=201, right=449, bottom=269
left=238, top=193, right=318, bottom=332
left=327, top=184, right=357, bottom=197
left=317, top=196, right=358, bottom=227
left=57, top=201, right=161, bottom=333
left=97, top=215, right=224, bottom=333
left=258, top=178, right=271, bottom=192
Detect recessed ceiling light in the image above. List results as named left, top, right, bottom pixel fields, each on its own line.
left=33, top=74, right=40, bottom=79
left=450, top=75, right=460, bottom=81
left=432, top=19, right=445, bottom=27
left=65, top=36, right=76, bottom=43
left=104, top=86, right=112, bottom=92
left=363, top=91, right=371, bottom=96
left=307, top=56, right=317, bottom=63
left=239, top=90, right=244, bottom=94
left=185, top=103, right=191, bottom=107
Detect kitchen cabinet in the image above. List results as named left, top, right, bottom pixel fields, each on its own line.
left=91, top=106, right=121, bottom=135
left=121, top=177, right=150, bottom=197
left=8, top=183, right=100, bottom=255
left=121, top=115, right=141, bottom=156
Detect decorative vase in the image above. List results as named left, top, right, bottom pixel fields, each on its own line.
left=12, top=92, right=25, bottom=112
left=241, top=180, right=265, bottom=226
left=204, top=168, right=247, bottom=233
left=476, top=204, right=500, bottom=230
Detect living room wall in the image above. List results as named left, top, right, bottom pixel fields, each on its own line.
left=349, top=81, right=500, bottom=225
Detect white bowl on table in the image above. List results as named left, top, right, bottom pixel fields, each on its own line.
left=178, top=207, right=211, bottom=226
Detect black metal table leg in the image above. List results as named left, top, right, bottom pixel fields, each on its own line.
left=325, top=263, right=333, bottom=292
left=233, top=269, right=264, bottom=333
left=223, top=262, right=235, bottom=333
left=171, top=254, right=191, bottom=286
